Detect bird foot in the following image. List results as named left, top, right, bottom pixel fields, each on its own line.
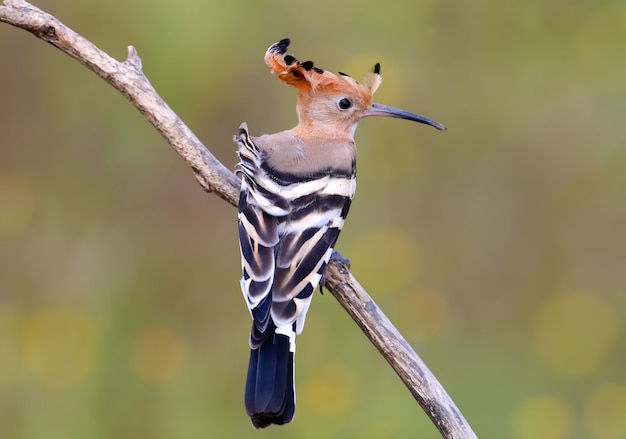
left=319, top=251, right=351, bottom=294
left=330, top=250, right=351, bottom=268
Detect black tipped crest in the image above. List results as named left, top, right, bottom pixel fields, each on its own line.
left=373, top=62, right=381, bottom=74
left=271, top=38, right=290, bottom=55
left=312, top=67, right=324, bottom=74
left=338, top=71, right=350, bottom=77
left=301, top=61, right=314, bottom=71
left=284, top=55, right=296, bottom=65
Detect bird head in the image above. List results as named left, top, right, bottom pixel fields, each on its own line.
left=265, top=38, right=446, bottom=138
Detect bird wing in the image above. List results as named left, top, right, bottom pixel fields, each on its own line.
left=271, top=193, right=349, bottom=334
left=238, top=191, right=279, bottom=347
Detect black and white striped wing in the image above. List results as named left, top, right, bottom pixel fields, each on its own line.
left=238, top=193, right=279, bottom=345
left=271, top=193, right=350, bottom=334
left=236, top=124, right=282, bottom=347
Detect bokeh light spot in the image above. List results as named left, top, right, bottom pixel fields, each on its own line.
left=302, top=363, right=355, bottom=417
left=0, top=307, right=22, bottom=388
left=512, top=395, right=573, bottom=439
left=19, top=307, right=98, bottom=388
left=585, top=384, right=626, bottom=439
left=130, top=327, right=186, bottom=383
left=0, top=171, right=35, bottom=237
left=530, top=292, right=618, bottom=377
left=348, top=229, right=418, bottom=296
left=395, top=290, right=449, bottom=341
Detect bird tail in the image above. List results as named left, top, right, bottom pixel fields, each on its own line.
left=245, top=328, right=296, bottom=428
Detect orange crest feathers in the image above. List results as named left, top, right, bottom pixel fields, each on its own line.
left=265, top=39, right=382, bottom=102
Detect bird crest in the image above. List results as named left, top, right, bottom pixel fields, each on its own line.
left=265, top=38, right=382, bottom=106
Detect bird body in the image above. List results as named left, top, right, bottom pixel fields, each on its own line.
left=235, top=39, right=445, bottom=429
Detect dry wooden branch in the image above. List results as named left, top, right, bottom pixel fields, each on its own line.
left=0, top=1, right=477, bottom=437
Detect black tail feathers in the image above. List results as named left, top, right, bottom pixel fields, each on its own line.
left=245, top=333, right=295, bottom=428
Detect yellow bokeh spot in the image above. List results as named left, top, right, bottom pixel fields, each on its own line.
left=131, top=327, right=185, bottom=383
left=512, top=395, right=573, bottom=439
left=585, top=384, right=626, bottom=439
left=19, top=307, right=98, bottom=388
left=530, top=292, right=618, bottom=377
left=0, top=171, right=35, bottom=237
left=0, top=307, right=22, bottom=388
left=395, top=290, right=449, bottom=341
left=302, top=363, right=355, bottom=417
left=348, top=229, right=418, bottom=296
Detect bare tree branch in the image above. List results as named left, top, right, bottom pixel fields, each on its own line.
left=0, top=1, right=477, bottom=437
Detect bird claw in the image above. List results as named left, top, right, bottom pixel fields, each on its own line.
left=330, top=250, right=351, bottom=268
left=319, top=251, right=351, bottom=294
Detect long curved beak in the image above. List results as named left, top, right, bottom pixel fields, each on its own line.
left=364, top=102, right=447, bottom=131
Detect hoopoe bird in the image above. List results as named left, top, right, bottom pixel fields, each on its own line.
left=234, top=38, right=446, bottom=428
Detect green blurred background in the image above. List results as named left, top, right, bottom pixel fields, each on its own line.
left=1, top=0, right=625, bottom=438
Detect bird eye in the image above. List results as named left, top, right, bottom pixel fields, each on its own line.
left=338, top=98, right=352, bottom=110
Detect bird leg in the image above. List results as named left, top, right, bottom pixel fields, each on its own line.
left=319, top=250, right=351, bottom=294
